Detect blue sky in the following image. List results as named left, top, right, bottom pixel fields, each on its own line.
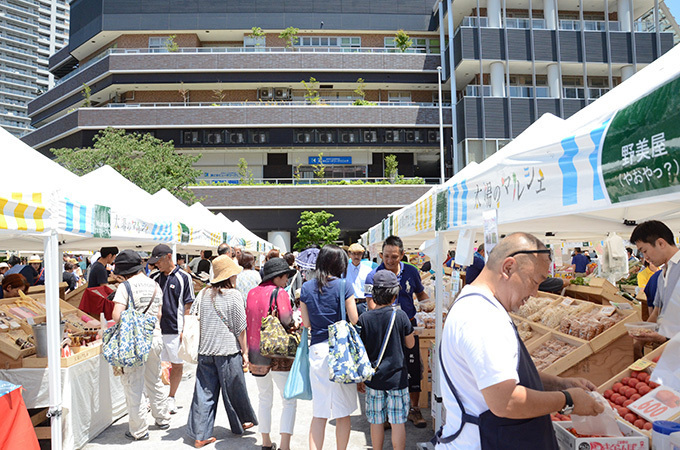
left=667, top=0, right=680, bottom=20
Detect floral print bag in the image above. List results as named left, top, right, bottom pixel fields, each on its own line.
left=327, top=279, right=375, bottom=383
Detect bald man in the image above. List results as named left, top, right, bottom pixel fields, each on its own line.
left=435, top=233, right=602, bottom=449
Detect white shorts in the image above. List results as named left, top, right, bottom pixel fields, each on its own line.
left=309, top=341, right=357, bottom=419
left=160, top=334, right=184, bottom=365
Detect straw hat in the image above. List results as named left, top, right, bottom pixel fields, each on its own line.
left=210, top=255, right=243, bottom=284
left=28, top=255, right=42, bottom=264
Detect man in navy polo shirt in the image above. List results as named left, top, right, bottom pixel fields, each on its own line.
left=365, top=235, right=429, bottom=428
left=149, top=243, right=194, bottom=414
left=569, top=247, right=589, bottom=276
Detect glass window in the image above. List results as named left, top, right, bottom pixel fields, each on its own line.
left=388, top=92, right=412, bottom=103
left=362, top=130, right=378, bottom=143
left=183, top=131, right=201, bottom=144
left=250, top=130, right=268, bottom=144
left=298, top=36, right=360, bottom=47
left=384, top=130, right=402, bottom=143
left=205, top=130, right=223, bottom=144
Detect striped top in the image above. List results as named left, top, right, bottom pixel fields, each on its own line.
left=197, top=288, right=247, bottom=356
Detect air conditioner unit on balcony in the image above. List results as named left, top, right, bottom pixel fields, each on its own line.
left=252, top=132, right=267, bottom=143
left=405, top=130, right=416, bottom=142
left=319, top=132, right=333, bottom=143
left=427, top=130, right=440, bottom=142
left=363, top=130, right=377, bottom=143
left=385, top=130, right=396, bottom=142
left=229, top=132, right=245, bottom=144
left=296, top=132, right=312, bottom=143
left=340, top=132, right=356, bottom=144
left=258, top=88, right=273, bottom=100
left=274, top=88, right=291, bottom=100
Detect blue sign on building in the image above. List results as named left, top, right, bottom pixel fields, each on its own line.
left=308, top=156, right=352, bottom=165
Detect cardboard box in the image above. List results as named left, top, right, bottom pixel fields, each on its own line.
left=553, top=420, right=649, bottom=450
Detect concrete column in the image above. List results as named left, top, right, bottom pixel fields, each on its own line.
left=488, top=0, right=502, bottom=27
left=547, top=64, right=561, bottom=98
left=268, top=231, right=291, bottom=253
left=621, top=65, right=635, bottom=81
left=544, top=0, right=557, bottom=30
left=619, top=0, right=632, bottom=32
left=490, top=62, right=505, bottom=97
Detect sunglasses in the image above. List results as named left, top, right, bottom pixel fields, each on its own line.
left=507, top=249, right=553, bottom=262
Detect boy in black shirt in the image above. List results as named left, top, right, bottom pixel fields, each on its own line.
left=358, top=270, right=415, bottom=450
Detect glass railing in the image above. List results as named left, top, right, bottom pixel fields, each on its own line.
left=2, top=23, right=35, bottom=36
left=99, top=100, right=445, bottom=108
left=634, top=21, right=657, bottom=32
left=0, top=33, right=35, bottom=46
left=0, top=76, right=36, bottom=88
left=461, top=16, right=489, bottom=27
left=0, top=96, right=26, bottom=107
left=0, top=109, right=28, bottom=117
left=563, top=87, right=585, bottom=99
left=559, top=20, right=621, bottom=31
left=0, top=44, right=36, bottom=57
left=464, top=85, right=492, bottom=96
left=0, top=86, right=33, bottom=97
left=0, top=53, right=37, bottom=67
left=2, top=2, right=38, bottom=16
left=0, top=11, right=39, bottom=24
left=504, top=18, right=547, bottom=29
left=0, top=65, right=32, bottom=77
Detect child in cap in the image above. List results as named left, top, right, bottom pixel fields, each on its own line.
left=357, top=269, right=415, bottom=450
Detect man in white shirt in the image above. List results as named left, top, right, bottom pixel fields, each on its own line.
left=630, top=220, right=680, bottom=342
left=436, top=233, right=602, bottom=449
left=344, top=243, right=373, bottom=315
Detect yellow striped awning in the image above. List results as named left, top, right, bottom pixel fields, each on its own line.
left=0, top=192, right=46, bottom=233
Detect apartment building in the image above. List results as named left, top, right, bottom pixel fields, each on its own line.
left=20, top=0, right=674, bottom=241
left=0, top=0, right=68, bottom=137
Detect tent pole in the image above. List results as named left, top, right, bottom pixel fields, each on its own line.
left=433, top=230, right=444, bottom=430
left=172, top=243, right=177, bottom=263
left=44, top=230, right=63, bottom=449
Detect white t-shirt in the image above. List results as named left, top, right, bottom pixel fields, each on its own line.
left=113, top=273, right=163, bottom=320
left=438, top=286, right=520, bottom=449
left=657, top=249, right=680, bottom=338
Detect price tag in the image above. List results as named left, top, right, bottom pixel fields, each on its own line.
left=611, top=302, right=633, bottom=310
left=629, top=386, right=680, bottom=422
left=600, top=306, right=616, bottom=316
left=561, top=298, right=575, bottom=306
left=628, top=359, right=652, bottom=371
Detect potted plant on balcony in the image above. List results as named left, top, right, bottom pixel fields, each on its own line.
left=244, top=27, right=266, bottom=48
left=279, top=26, right=299, bottom=50
left=352, top=78, right=376, bottom=105
left=302, top=77, right=321, bottom=105
left=165, top=35, right=179, bottom=52
left=394, top=30, right=413, bottom=53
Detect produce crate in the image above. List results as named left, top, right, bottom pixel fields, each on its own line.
left=22, top=341, right=101, bottom=368
left=414, top=327, right=435, bottom=338
left=63, top=283, right=88, bottom=310
left=511, top=316, right=552, bottom=347
left=553, top=420, right=649, bottom=450
left=526, top=332, right=591, bottom=376
left=27, top=282, right=68, bottom=300
left=642, top=341, right=667, bottom=364
left=560, top=333, right=635, bottom=387
left=564, top=277, right=625, bottom=305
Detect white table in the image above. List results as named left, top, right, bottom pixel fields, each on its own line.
left=0, top=354, right=126, bottom=449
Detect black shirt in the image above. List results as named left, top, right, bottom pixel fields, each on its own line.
left=358, top=306, right=414, bottom=390
left=88, top=261, right=108, bottom=287
left=63, top=271, right=78, bottom=291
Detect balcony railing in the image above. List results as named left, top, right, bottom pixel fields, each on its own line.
left=461, top=16, right=626, bottom=31
left=505, top=18, right=547, bottom=29
left=0, top=76, right=36, bottom=88
left=2, top=23, right=35, bottom=37
left=464, top=84, right=607, bottom=99
left=194, top=177, right=438, bottom=185
left=0, top=44, right=37, bottom=57
left=558, top=20, right=621, bottom=31
left=0, top=11, right=39, bottom=25
left=1, top=1, right=38, bottom=16
left=56, top=45, right=436, bottom=86
left=99, top=100, right=449, bottom=108
left=0, top=86, right=33, bottom=97
left=0, top=53, right=37, bottom=67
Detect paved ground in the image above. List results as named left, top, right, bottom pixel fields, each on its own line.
left=83, top=364, right=435, bottom=449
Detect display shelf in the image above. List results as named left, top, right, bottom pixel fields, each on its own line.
left=526, top=331, right=591, bottom=376
left=22, top=341, right=101, bottom=368
left=564, top=277, right=626, bottom=305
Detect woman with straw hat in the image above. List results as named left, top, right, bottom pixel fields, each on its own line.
left=187, top=255, right=258, bottom=448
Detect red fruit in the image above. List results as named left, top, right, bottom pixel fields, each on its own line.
left=635, top=382, right=647, bottom=391
left=652, top=356, right=660, bottom=363
left=639, top=385, right=652, bottom=396
left=649, top=381, right=660, bottom=389
left=634, top=419, right=646, bottom=429
left=604, top=389, right=614, bottom=399
left=628, top=378, right=640, bottom=388
left=620, top=407, right=631, bottom=416
left=637, top=372, right=649, bottom=382
left=631, top=371, right=641, bottom=378
left=644, top=422, right=653, bottom=431
left=627, top=387, right=637, bottom=398
left=623, top=400, right=634, bottom=407
left=615, top=396, right=626, bottom=405
left=622, top=377, right=631, bottom=385
left=613, top=382, right=624, bottom=393
left=631, top=394, right=641, bottom=401
left=625, top=413, right=637, bottom=423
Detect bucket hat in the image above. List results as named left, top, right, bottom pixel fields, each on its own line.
left=211, top=255, right=243, bottom=284
left=261, top=258, right=297, bottom=283
left=113, top=250, right=143, bottom=276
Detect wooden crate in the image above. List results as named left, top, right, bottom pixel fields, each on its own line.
left=28, top=282, right=68, bottom=300
left=560, top=333, right=635, bottom=387
left=526, top=331, right=592, bottom=376
left=642, top=341, right=667, bottom=364
left=63, top=283, right=88, bottom=310
left=510, top=315, right=552, bottom=347
left=414, top=327, right=435, bottom=338
left=22, top=341, right=102, bottom=368
left=564, top=277, right=625, bottom=305
left=588, top=306, right=641, bottom=353
left=418, top=336, right=434, bottom=409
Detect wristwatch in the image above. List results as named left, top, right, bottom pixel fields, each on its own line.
left=559, top=390, right=574, bottom=415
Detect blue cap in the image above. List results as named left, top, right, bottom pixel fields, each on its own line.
left=652, top=420, right=680, bottom=435
left=373, top=270, right=399, bottom=289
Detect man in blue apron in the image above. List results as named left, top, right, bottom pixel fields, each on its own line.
left=436, top=233, right=603, bottom=449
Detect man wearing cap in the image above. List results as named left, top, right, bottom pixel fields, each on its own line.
left=344, top=243, right=373, bottom=316
left=365, top=235, right=429, bottom=428
left=88, top=247, right=118, bottom=288
left=0, top=262, right=9, bottom=283
left=111, top=250, right=170, bottom=441
left=149, top=243, right=195, bottom=414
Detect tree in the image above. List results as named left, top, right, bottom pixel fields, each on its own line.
left=81, top=83, right=92, bottom=107
left=313, top=152, right=325, bottom=179
left=238, top=158, right=254, bottom=184
left=352, top=77, right=376, bottom=106
left=165, top=35, right=179, bottom=52
left=294, top=210, right=341, bottom=251
left=51, top=127, right=201, bottom=203
left=301, top=77, right=320, bottom=104
left=249, top=26, right=265, bottom=38
left=385, top=154, right=398, bottom=181
left=279, top=26, right=299, bottom=49
left=178, top=82, right=189, bottom=105
left=394, top=30, right=413, bottom=53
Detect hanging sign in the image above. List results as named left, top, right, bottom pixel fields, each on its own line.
left=92, top=205, right=111, bottom=239
left=179, top=223, right=190, bottom=243
left=482, top=209, right=499, bottom=256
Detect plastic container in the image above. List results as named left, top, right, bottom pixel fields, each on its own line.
left=625, top=321, right=660, bottom=338
left=652, top=421, right=680, bottom=450
left=670, top=430, right=680, bottom=449
left=31, top=321, right=65, bottom=358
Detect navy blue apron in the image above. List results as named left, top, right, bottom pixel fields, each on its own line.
left=434, top=293, right=558, bottom=449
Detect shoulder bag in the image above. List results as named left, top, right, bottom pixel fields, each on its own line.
left=260, top=287, right=300, bottom=359
left=283, top=326, right=313, bottom=400
left=102, top=281, right=158, bottom=368
left=327, top=279, right=375, bottom=383
left=178, top=288, right=202, bottom=364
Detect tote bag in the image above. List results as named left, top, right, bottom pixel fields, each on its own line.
left=102, top=281, right=157, bottom=368
left=178, top=289, right=202, bottom=364
left=327, top=279, right=375, bottom=383
left=260, top=287, right=300, bottom=358
left=283, top=327, right=312, bottom=400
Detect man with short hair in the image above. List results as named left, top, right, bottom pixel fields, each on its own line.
left=569, top=247, right=589, bottom=277
left=627, top=247, right=639, bottom=263
left=217, top=243, right=231, bottom=256
left=88, top=247, right=118, bottom=287
left=465, top=244, right=485, bottom=285
left=62, top=262, right=78, bottom=292
left=149, top=244, right=195, bottom=414
left=344, top=243, right=373, bottom=316
left=630, top=220, right=680, bottom=344
left=436, top=233, right=602, bottom=449
left=365, top=235, right=429, bottom=428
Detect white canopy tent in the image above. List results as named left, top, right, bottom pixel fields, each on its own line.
left=363, top=43, right=680, bottom=430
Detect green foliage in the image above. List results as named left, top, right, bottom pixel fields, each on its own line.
left=294, top=210, right=341, bottom=251
left=81, top=83, right=91, bottom=107
left=238, top=158, right=254, bottom=184
left=313, top=152, right=325, bottom=179
left=354, top=77, right=366, bottom=99
left=293, top=157, right=302, bottom=183
left=394, top=30, right=413, bottom=52
left=301, top=77, right=320, bottom=104
left=352, top=99, right=377, bottom=106
left=165, top=35, right=179, bottom=52
left=212, top=88, right=226, bottom=103
left=51, top=127, right=201, bottom=203
left=385, top=154, right=398, bottom=181
left=279, top=27, right=299, bottom=48
left=250, top=26, right=265, bottom=38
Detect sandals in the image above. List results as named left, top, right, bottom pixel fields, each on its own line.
left=242, top=422, right=255, bottom=430
left=262, top=444, right=277, bottom=450
left=194, top=437, right=217, bottom=448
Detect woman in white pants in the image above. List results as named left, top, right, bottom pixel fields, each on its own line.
left=246, top=258, right=298, bottom=450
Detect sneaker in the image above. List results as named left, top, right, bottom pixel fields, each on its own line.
left=168, top=396, right=178, bottom=414
left=408, top=408, right=427, bottom=428
left=125, top=431, right=149, bottom=441
left=155, top=421, right=170, bottom=430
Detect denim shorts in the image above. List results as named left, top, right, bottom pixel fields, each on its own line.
left=365, top=386, right=410, bottom=425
